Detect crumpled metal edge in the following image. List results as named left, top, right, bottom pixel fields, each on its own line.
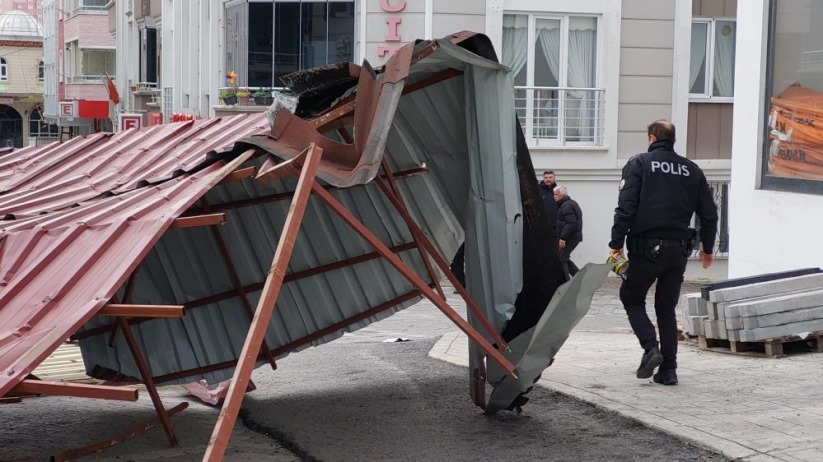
left=485, top=263, right=612, bottom=414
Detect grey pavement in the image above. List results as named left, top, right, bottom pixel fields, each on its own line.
left=430, top=277, right=823, bottom=462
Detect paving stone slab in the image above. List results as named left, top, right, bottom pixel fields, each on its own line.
left=701, top=268, right=822, bottom=300
left=726, top=289, right=823, bottom=318
left=708, top=273, right=823, bottom=303
left=730, top=319, right=823, bottom=342
left=739, top=306, right=823, bottom=330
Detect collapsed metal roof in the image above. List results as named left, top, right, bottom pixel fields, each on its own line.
left=0, top=32, right=603, bottom=459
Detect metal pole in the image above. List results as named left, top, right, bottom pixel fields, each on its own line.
left=203, top=144, right=323, bottom=462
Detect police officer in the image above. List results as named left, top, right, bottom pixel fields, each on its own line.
left=608, top=120, right=718, bottom=386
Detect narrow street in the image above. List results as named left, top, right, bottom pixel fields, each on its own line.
left=1, top=283, right=722, bottom=461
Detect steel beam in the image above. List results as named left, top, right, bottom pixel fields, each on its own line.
left=204, top=143, right=323, bottom=462
left=310, top=183, right=517, bottom=377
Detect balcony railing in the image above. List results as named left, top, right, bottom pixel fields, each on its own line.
left=514, top=86, right=606, bottom=147
left=691, top=180, right=730, bottom=258
left=66, top=75, right=105, bottom=84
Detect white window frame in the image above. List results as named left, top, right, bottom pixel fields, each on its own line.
left=690, top=17, right=736, bottom=103
left=505, top=12, right=605, bottom=147
left=0, top=57, right=6, bottom=81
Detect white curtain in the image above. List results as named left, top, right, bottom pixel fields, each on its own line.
left=690, top=23, right=708, bottom=93
left=566, top=18, right=597, bottom=141
left=535, top=21, right=561, bottom=138
left=502, top=15, right=528, bottom=79
left=536, top=24, right=560, bottom=84
left=713, top=21, right=736, bottom=97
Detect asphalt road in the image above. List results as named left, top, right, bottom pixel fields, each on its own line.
left=1, top=283, right=721, bottom=462
left=242, top=305, right=724, bottom=462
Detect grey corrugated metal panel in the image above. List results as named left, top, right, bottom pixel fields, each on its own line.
left=77, top=165, right=443, bottom=385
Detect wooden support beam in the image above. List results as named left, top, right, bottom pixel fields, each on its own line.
left=100, top=304, right=186, bottom=319
left=9, top=380, right=139, bottom=401
left=170, top=213, right=225, bottom=229
left=217, top=167, right=257, bottom=185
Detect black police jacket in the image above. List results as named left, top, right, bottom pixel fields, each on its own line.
left=538, top=181, right=559, bottom=227
left=556, top=195, right=583, bottom=241
left=609, top=140, right=718, bottom=252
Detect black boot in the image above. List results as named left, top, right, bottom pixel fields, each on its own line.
left=653, top=369, right=678, bottom=385
left=636, top=346, right=663, bottom=379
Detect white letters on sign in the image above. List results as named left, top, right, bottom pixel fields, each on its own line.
left=650, top=161, right=690, bottom=177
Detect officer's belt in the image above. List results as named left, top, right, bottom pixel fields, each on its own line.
left=645, top=237, right=688, bottom=247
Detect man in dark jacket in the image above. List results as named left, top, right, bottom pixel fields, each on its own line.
left=553, top=185, right=582, bottom=278
left=538, top=171, right=559, bottom=229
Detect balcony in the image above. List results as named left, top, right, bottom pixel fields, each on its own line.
left=65, top=75, right=108, bottom=101
left=514, top=86, right=606, bottom=147
left=691, top=180, right=730, bottom=258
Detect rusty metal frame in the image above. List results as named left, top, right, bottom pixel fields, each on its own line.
left=115, top=317, right=181, bottom=446
left=201, top=196, right=279, bottom=371
left=373, top=161, right=510, bottom=350
left=51, top=403, right=188, bottom=462
left=150, top=287, right=425, bottom=385
left=309, top=183, right=516, bottom=377
left=204, top=143, right=324, bottom=461
left=70, top=242, right=421, bottom=342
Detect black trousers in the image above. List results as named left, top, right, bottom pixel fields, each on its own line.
left=559, top=235, right=581, bottom=278
left=620, top=238, right=689, bottom=371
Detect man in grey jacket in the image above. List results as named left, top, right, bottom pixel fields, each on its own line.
left=553, top=185, right=583, bottom=278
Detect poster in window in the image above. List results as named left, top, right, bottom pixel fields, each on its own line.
left=764, top=0, right=823, bottom=187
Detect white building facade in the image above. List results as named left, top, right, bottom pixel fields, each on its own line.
left=730, top=1, right=823, bottom=277
left=110, top=0, right=737, bottom=279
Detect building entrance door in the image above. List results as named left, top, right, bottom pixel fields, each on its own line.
left=0, top=105, right=23, bottom=148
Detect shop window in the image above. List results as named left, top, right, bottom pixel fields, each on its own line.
left=0, top=58, right=7, bottom=81
left=762, top=0, right=823, bottom=193
left=690, top=19, right=736, bottom=101
left=502, top=13, right=604, bottom=146
left=228, top=0, right=355, bottom=89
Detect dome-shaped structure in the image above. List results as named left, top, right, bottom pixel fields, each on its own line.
left=0, top=10, right=43, bottom=42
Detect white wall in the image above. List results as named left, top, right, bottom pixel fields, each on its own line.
left=729, top=0, right=823, bottom=277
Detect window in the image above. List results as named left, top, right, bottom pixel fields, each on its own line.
left=140, top=27, right=158, bottom=84
left=38, top=60, right=43, bottom=81
left=73, top=0, right=107, bottom=12
left=0, top=58, right=6, bottom=81
left=29, top=108, right=59, bottom=138
left=762, top=0, right=823, bottom=193
left=82, top=50, right=115, bottom=77
left=502, top=13, right=603, bottom=146
left=690, top=19, right=736, bottom=100
left=229, top=1, right=355, bottom=88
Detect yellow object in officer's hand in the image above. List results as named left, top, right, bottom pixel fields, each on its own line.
left=607, top=255, right=629, bottom=279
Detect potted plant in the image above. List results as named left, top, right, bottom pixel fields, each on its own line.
left=221, top=70, right=239, bottom=105
left=262, top=88, right=275, bottom=105
left=237, top=88, right=251, bottom=106
left=253, top=89, right=270, bottom=106
left=219, top=87, right=238, bottom=105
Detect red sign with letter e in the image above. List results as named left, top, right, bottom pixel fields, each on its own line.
left=119, top=114, right=143, bottom=131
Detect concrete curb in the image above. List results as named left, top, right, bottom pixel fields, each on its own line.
left=428, top=332, right=773, bottom=462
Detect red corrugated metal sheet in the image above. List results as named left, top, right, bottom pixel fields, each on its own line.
left=0, top=114, right=267, bottom=397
